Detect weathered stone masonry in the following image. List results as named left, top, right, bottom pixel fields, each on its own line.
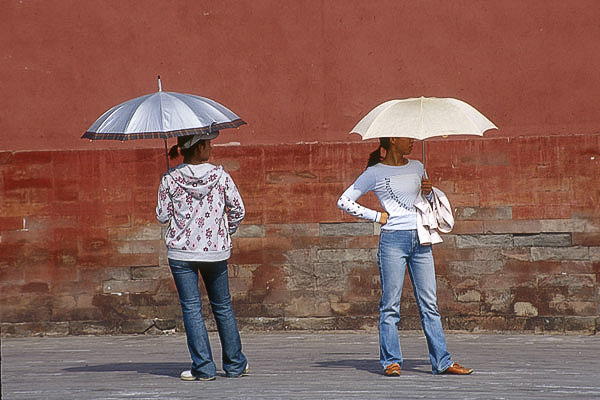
left=1, top=135, right=599, bottom=336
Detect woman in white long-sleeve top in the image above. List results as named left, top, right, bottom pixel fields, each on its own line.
left=156, top=132, right=248, bottom=381
left=337, top=137, right=472, bottom=377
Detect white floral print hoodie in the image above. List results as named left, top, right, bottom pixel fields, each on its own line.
left=156, top=163, right=245, bottom=262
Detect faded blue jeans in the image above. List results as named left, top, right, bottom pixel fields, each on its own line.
left=377, top=229, right=453, bottom=374
left=169, top=258, right=247, bottom=378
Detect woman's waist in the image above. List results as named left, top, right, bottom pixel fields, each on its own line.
left=167, top=247, right=231, bottom=262
left=381, top=213, right=416, bottom=230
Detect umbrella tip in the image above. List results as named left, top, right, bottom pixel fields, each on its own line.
left=157, top=75, right=162, bottom=92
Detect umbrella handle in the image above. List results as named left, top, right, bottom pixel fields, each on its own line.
left=422, top=140, right=426, bottom=167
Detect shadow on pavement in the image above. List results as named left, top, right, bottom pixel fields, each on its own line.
left=314, top=358, right=431, bottom=375
left=63, top=362, right=188, bottom=378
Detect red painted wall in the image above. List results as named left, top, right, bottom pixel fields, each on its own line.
left=1, top=0, right=599, bottom=151
left=1, top=1, right=600, bottom=335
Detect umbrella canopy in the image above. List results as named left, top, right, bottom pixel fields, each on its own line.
left=82, top=77, right=246, bottom=169
left=351, top=96, right=497, bottom=141
left=82, top=78, right=246, bottom=141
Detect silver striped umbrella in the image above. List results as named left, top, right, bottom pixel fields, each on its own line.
left=82, top=77, right=246, bottom=167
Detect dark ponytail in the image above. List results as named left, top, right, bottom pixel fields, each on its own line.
left=168, top=144, right=180, bottom=160
left=366, top=138, right=391, bottom=169
left=168, top=135, right=200, bottom=160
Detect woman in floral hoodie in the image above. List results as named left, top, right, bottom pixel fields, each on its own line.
left=156, top=131, right=248, bottom=381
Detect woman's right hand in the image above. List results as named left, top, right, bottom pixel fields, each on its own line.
left=379, top=212, right=389, bottom=225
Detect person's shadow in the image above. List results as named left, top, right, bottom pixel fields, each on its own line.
left=314, top=359, right=431, bottom=375
left=63, top=359, right=433, bottom=377
left=63, top=362, right=189, bottom=378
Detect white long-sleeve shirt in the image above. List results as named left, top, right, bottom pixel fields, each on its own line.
left=156, top=163, right=245, bottom=261
left=337, top=160, right=427, bottom=231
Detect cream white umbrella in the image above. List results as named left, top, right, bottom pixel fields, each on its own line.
left=350, top=96, right=497, bottom=164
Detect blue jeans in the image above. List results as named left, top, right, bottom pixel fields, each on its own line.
left=169, top=258, right=247, bottom=378
left=377, top=229, right=453, bottom=374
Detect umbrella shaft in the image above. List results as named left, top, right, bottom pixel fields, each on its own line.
left=164, top=140, right=170, bottom=170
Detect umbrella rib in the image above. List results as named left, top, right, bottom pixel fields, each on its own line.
left=361, top=100, right=400, bottom=139
left=121, top=94, right=161, bottom=137
left=168, top=93, right=222, bottom=133
left=172, top=93, right=233, bottom=122
left=99, top=97, right=144, bottom=134
left=446, top=101, right=488, bottom=134
left=158, top=92, right=166, bottom=135
left=447, top=98, right=497, bottom=134
left=171, top=92, right=244, bottom=131
left=122, top=101, right=142, bottom=135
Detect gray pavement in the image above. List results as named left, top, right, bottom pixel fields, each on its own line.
left=2, top=331, right=599, bottom=399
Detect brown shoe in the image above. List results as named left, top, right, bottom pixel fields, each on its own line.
left=384, top=363, right=401, bottom=376
left=442, top=362, right=473, bottom=375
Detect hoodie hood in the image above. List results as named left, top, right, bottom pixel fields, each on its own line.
left=167, top=163, right=224, bottom=200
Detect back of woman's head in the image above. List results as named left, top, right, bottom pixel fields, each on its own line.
left=168, top=135, right=199, bottom=160
left=366, top=138, right=391, bottom=169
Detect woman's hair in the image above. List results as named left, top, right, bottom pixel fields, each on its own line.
left=366, top=138, right=391, bottom=169
left=168, top=135, right=203, bottom=160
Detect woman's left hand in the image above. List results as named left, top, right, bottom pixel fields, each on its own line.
left=379, top=212, right=389, bottom=225
left=421, top=177, right=432, bottom=195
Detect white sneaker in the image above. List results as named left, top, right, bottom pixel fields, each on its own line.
left=180, top=370, right=216, bottom=381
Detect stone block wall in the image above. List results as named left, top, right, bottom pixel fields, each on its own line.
left=1, top=135, right=599, bottom=336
